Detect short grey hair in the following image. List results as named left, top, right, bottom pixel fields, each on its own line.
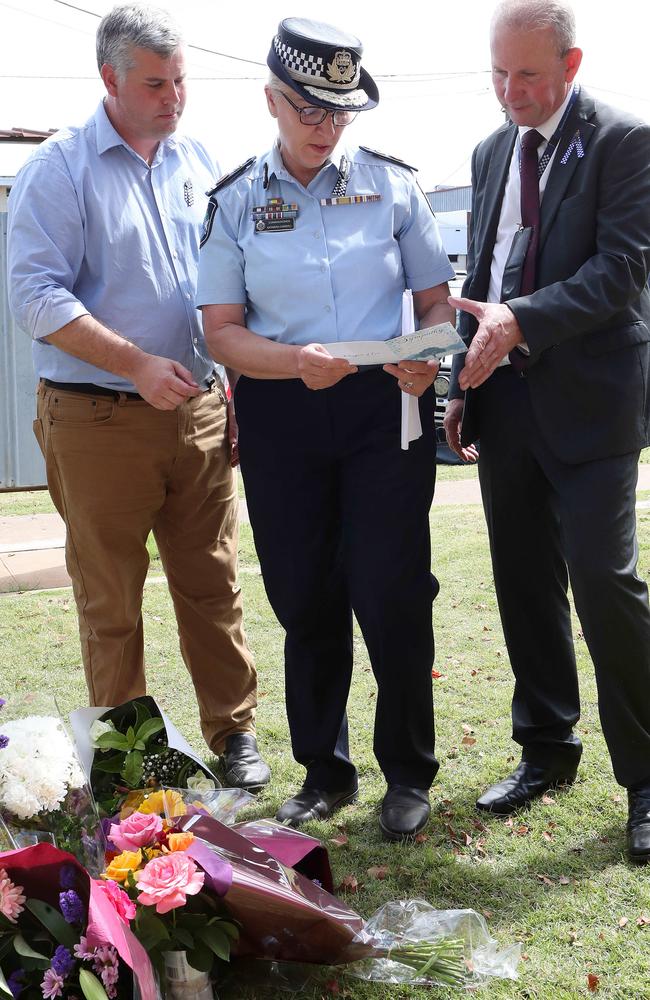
left=491, top=0, right=576, bottom=56
left=96, top=4, right=184, bottom=76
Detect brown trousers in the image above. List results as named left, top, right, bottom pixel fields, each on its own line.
left=34, top=380, right=257, bottom=753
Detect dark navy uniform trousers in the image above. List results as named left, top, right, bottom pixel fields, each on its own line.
left=235, top=367, right=440, bottom=792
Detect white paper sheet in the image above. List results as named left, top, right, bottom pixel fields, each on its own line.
left=326, top=320, right=465, bottom=367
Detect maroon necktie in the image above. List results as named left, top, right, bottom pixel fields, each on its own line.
left=519, top=128, right=545, bottom=295
left=509, top=128, right=544, bottom=373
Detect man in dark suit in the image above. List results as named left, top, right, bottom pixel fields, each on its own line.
left=444, top=0, right=650, bottom=863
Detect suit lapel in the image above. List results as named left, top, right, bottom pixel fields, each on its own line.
left=539, top=92, right=596, bottom=250
left=471, top=126, right=517, bottom=296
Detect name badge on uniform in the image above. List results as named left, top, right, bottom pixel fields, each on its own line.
left=251, top=198, right=299, bottom=233
left=319, top=193, right=382, bottom=207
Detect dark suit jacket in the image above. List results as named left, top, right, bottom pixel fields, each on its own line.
left=450, top=89, right=650, bottom=464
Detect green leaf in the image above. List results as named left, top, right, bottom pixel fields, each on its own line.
left=91, top=752, right=126, bottom=774
left=121, top=749, right=144, bottom=787
left=195, top=924, right=231, bottom=961
left=125, top=726, right=136, bottom=748
left=135, top=912, right=170, bottom=952
left=171, top=928, right=195, bottom=950
left=185, top=943, right=213, bottom=973
left=217, top=921, right=239, bottom=942
left=13, top=934, right=49, bottom=962
left=25, top=900, right=78, bottom=948
left=95, top=732, right=130, bottom=752
left=135, top=718, right=165, bottom=744
left=79, top=969, right=110, bottom=1000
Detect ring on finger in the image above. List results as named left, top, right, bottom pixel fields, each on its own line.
left=403, top=380, right=415, bottom=389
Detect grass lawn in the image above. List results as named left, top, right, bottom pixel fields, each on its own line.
left=1, top=485, right=649, bottom=998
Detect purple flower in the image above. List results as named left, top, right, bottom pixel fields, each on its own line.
left=0, top=698, right=5, bottom=709
left=73, top=936, right=94, bottom=962
left=6, top=970, right=26, bottom=998
left=58, top=865, right=78, bottom=891
left=59, top=889, right=84, bottom=925
left=51, top=946, right=75, bottom=979
left=92, top=946, right=120, bottom=1000
left=41, top=969, right=65, bottom=1000
left=0, top=735, right=8, bottom=749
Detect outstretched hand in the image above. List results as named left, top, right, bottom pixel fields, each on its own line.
left=449, top=296, right=524, bottom=390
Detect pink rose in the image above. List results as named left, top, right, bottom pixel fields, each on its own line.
left=109, top=811, right=163, bottom=851
left=93, top=878, right=136, bottom=924
left=136, top=853, right=204, bottom=914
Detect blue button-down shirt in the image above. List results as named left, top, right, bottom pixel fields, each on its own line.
left=8, top=102, right=219, bottom=391
left=196, top=143, right=454, bottom=345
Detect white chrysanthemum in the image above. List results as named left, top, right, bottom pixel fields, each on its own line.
left=0, top=714, right=86, bottom=819
left=89, top=719, right=115, bottom=747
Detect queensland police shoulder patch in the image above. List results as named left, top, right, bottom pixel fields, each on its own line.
left=200, top=198, right=218, bottom=248
left=358, top=146, right=418, bottom=172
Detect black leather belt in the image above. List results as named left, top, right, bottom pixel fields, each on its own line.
left=42, top=379, right=144, bottom=401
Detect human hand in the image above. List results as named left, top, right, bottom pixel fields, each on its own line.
left=227, top=397, right=239, bottom=467
left=443, top=397, right=479, bottom=462
left=449, top=297, right=524, bottom=390
left=383, top=358, right=440, bottom=397
left=130, top=355, right=201, bottom=409
left=297, top=343, right=357, bottom=390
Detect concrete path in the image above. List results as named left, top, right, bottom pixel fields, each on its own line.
left=2, top=465, right=649, bottom=595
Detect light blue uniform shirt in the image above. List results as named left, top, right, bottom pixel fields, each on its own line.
left=195, top=143, right=454, bottom=345
left=8, top=102, right=219, bottom=391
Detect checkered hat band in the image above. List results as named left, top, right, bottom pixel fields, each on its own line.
left=304, top=84, right=368, bottom=107
left=273, top=35, right=361, bottom=90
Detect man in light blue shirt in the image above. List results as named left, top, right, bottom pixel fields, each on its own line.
left=7, top=2, right=270, bottom=792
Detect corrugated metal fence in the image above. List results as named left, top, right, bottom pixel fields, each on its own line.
left=1, top=212, right=46, bottom=489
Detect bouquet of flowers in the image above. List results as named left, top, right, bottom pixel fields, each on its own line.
left=100, top=797, right=237, bottom=999
left=177, top=814, right=521, bottom=988
left=0, top=843, right=156, bottom=1000
left=69, top=699, right=219, bottom=818
left=0, top=697, right=102, bottom=873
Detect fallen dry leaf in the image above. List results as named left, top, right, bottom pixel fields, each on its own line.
left=324, top=978, right=340, bottom=995
left=462, top=736, right=477, bottom=747
left=367, top=865, right=390, bottom=880
left=470, top=669, right=478, bottom=677
left=329, top=834, right=349, bottom=848
left=636, top=915, right=650, bottom=926
left=587, top=973, right=600, bottom=992
left=462, top=723, right=474, bottom=734
left=535, top=873, right=554, bottom=886
left=514, top=825, right=530, bottom=837
left=338, top=875, right=359, bottom=893
left=618, top=917, right=629, bottom=928
left=558, top=876, right=571, bottom=885
left=431, top=669, right=443, bottom=679
left=541, top=794, right=556, bottom=805
left=414, top=832, right=429, bottom=844
left=482, top=909, right=493, bottom=920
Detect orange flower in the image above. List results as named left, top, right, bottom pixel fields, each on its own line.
left=165, top=832, right=195, bottom=853
left=103, top=849, right=143, bottom=883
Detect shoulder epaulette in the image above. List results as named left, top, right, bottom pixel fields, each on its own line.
left=206, top=156, right=256, bottom=197
left=358, top=146, right=418, bottom=172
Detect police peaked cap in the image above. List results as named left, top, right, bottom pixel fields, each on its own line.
left=267, top=17, right=379, bottom=111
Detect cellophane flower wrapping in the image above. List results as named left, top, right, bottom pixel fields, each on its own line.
left=0, top=695, right=104, bottom=875
left=0, top=842, right=157, bottom=1000
left=178, top=815, right=521, bottom=987
left=346, top=900, right=521, bottom=985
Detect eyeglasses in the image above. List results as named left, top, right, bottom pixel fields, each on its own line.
left=277, top=90, right=358, bottom=127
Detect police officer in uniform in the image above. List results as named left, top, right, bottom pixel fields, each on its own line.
left=197, top=18, right=455, bottom=840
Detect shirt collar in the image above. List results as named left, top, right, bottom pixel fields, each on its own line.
left=262, top=140, right=337, bottom=187
left=518, top=85, right=576, bottom=146
left=94, top=99, right=178, bottom=161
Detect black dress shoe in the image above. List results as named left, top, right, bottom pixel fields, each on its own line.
left=476, top=760, right=578, bottom=815
left=221, top=733, right=271, bottom=793
left=627, top=785, right=650, bottom=864
left=275, top=786, right=358, bottom=826
left=379, top=785, right=430, bottom=841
